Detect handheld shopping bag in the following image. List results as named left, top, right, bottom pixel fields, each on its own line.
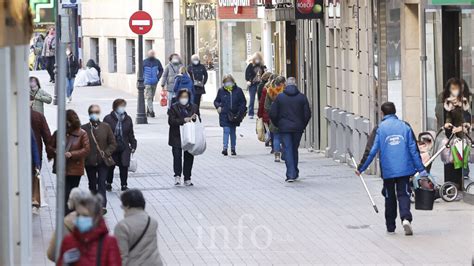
left=180, top=122, right=196, bottom=150
left=188, top=121, right=207, bottom=155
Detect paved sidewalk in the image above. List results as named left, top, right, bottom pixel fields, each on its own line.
left=31, top=70, right=473, bottom=265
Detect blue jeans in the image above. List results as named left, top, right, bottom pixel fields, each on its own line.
left=248, top=83, right=257, bottom=116
left=281, top=132, right=303, bottom=179
left=223, top=126, right=237, bottom=150
left=66, top=78, right=75, bottom=97
left=273, top=132, right=282, bottom=153
left=382, top=176, right=412, bottom=232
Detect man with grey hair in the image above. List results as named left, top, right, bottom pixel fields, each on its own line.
left=287, top=77, right=297, bottom=86
left=143, top=49, right=164, bottom=118
left=187, top=54, right=208, bottom=111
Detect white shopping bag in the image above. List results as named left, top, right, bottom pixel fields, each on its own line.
left=129, top=154, right=138, bottom=173
left=180, top=122, right=196, bottom=150
left=188, top=121, right=207, bottom=156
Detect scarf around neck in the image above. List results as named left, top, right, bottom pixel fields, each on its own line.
left=114, top=111, right=125, bottom=138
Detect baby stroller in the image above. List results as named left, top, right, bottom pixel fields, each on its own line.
left=412, top=130, right=460, bottom=202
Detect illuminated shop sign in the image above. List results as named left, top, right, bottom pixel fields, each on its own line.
left=186, top=3, right=217, bottom=20
left=295, top=0, right=323, bottom=19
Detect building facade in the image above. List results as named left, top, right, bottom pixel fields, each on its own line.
left=81, top=0, right=182, bottom=94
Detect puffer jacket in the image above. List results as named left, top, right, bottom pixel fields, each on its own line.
left=57, top=219, right=121, bottom=266
left=358, top=114, right=425, bottom=179
left=47, top=128, right=90, bottom=176
left=270, top=85, right=311, bottom=133
left=214, top=85, right=247, bottom=127
left=161, top=63, right=183, bottom=91
left=173, top=73, right=195, bottom=103
left=143, top=57, right=163, bottom=85
left=114, top=208, right=163, bottom=266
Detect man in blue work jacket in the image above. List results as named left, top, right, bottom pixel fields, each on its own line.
left=356, top=102, right=427, bottom=235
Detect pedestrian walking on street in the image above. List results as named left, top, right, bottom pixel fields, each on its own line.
left=82, top=104, right=117, bottom=214
left=114, top=189, right=164, bottom=266
left=46, top=188, right=92, bottom=262
left=57, top=194, right=121, bottom=266
left=270, top=78, right=311, bottom=182
left=31, top=132, right=41, bottom=209
left=32, top=34, right=45, bottom=70
left=47, top=110, right=90, bottom=214
left=30, top=104, right=51, bottom=209
left=42, top=27, right=56, bottom=83
left=214, top=74, right=247, bottom=156
left=168, top=89, right=199, bottom=186
left=30, top=76, right=52, bottom=114
left=104, top=99, right=137, bottom=192
left=245, top=52, right=266, bottom=119
left=187, top=54, right=208, bottom=111
left=66, top=46, right=79, bottom=103
left=143, top=49, right=164, bottom=118
left=161, top=53, right=184, bottom=108
left=356, top=102, right=427, bottom=236
left=265, top=76, right=286, bottom=162
left=257, top=71, right=272, bottom=102
left=257, top=73, right=277, bottom=148
left=173, top=66, right=195, bottom=104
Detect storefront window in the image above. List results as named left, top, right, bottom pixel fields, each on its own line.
left=386, top=0, right=402, bottom=117
left=197, top=20, right=219, bottom=71
left=220, top=21, right=262, bottom=87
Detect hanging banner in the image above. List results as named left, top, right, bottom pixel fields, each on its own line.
left=295, top=0, right=323, bottom=20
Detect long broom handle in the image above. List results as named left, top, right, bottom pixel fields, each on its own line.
left=348, top=150, right=379, bottom=213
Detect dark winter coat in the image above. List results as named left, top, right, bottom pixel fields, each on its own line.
left=143, top=57, right=164, bottom=85
left=187, top=63, right=208, bottom=95
left=47, top=128, right=90, bottom=176
left=214, top=86, right=247, bottom=127
left=31, top=109, right=51, bottom=158
left=245, top=63, right=266, bottom=85
left=173, top=74, right=195, bottom=103
left=57, top=219, right=121, bottom=266
left=81, top=121, right=117, bottom=167
left=168, top=102, right=199, bottom=147
left=257, top=87, right=270, bottom=124
left=66, top=54, right=79, bottom=79
left=103, top=112, right=137, bottom=167
left=270, top=85, right=311, bottom=133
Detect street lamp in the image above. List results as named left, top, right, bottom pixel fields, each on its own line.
left=135, top=0, right=147, bottom=124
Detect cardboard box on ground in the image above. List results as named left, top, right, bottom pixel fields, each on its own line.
left=0, top=0, right=33, bottom=47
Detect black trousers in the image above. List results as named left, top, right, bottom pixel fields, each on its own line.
left=45, top=56, right=55, bottom=81
left=382, top=176, right=412, bottom=232
left=194, top=93, right=202, bottom=115
left=85, top=164, right=108, bottom=207
left=107, top=165, right=128, bottom=187
left=65, top=175, right=81, bottom=215
left=172, top=147, right=194, bottom=181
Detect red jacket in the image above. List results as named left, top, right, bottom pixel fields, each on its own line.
left=257, top=87, right=270, bottom=123
left=58, top=219, right=121, bottom=266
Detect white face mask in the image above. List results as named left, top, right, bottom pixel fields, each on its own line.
left=192, top=60, right=199, bottom=65
left=254, top=59, right=260, bottom=64
left=116, top=106, right=125, bottom=114
left=451, top=90, right=460, bottom=97
left=179, top=97, right=189, bottom=106
left=172, top=58, right=180, bottom=64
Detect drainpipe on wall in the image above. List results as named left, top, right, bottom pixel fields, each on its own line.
left=420, top=0, right=428, bottom=131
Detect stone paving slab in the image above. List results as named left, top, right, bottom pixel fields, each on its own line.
left=30, top=70, right=474, bottom=265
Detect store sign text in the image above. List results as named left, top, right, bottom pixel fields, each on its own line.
left=186, top=3, right=216, bottom=21
left=219, top=0, right=251, bottom=14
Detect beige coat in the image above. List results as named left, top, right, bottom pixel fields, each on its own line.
left=114, top=208, right=163, bottom=266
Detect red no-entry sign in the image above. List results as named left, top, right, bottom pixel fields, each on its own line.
left=129, top=11, right=153, bottom=35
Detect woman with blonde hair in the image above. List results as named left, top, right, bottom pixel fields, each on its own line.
left=245, top=52, right=266, bottom=119
left=214, top=74, right=247, bottom=156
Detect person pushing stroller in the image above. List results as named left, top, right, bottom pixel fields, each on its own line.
left=356, top=102, right=427, bottom=235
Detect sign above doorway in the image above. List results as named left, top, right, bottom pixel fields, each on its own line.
left=295, top=0, right=324, bottom=20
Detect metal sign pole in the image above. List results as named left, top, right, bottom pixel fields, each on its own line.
left=136, top=0, right=147, bottom=124
left=54, top=0, right=69, bottom=261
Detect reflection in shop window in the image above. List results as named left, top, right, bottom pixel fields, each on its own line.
left=197, top=20, right=219, bottom=71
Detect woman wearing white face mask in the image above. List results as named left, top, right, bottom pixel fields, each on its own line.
left=82, top=104, right=117, bottom=214
left=103, top=99, right=137, bottom=191
left=29, top=76, right=52, bottom=114
left=187, top=54, right=208, bottom=111
left=168, top=89, right=199, bottom=186
left=161, top=53, right=184, bottom=108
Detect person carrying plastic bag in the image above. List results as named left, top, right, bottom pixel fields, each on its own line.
left=168, top=89, right=200, bottom=186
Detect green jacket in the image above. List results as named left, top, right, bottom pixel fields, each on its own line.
left=31, top=88, right=52, bottom=114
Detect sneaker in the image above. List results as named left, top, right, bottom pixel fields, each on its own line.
left=402, top=220, right=413, bottom=236
left=231, top=150, right=237, bottom=156
left=274, top=152, right=281, bottom=162
left=150, top=111, right=156, bottom=118
left=285, top=178, right=295, bottom=183
left=106, top=183, right=112, bottom=192
left=121, top=186, right=129, bottom=191
left=174, top=176, right=181, bottom=186
left=184, top=180, right=194, bottom=186
left=222, top=149, right=228, bottom=156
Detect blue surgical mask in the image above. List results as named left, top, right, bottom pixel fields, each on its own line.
left=224, top=82, right=234, bottom=88
left=116, top=106, right=125, bottom=114
left=75, top=216, right=94, bottom=233
left=89, top=113, right=100, bottom=122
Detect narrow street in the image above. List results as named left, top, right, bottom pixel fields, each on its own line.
left=31, top=71, right=473, bottom=265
